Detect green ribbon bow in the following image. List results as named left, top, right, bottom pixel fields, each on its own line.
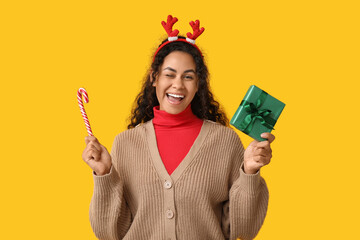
left=238, top=91, right=276, bottom=134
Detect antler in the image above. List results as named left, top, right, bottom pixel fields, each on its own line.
left=187, top=20, right=205, bottom=41
left=161, top=15, right=179, bottom=37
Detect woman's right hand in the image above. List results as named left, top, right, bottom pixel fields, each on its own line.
left=82, top=136, right=112, bottom=176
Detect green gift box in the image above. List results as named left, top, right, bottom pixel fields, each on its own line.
left=230, top=85, right=285, bottom=141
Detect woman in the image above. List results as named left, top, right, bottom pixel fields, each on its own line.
left=82, top=15, right=274, bottom=240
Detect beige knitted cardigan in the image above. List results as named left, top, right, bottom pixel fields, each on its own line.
left=90, top=120, right=269, bottom=240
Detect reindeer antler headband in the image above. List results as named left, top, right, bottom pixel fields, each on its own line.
left=153, top=15, right=205, bottom=62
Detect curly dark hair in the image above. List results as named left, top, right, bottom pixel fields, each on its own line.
left=127, top=36, right=228, bottom=129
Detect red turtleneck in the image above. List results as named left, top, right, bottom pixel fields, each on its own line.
left=152, top=104, right=203, bottom=175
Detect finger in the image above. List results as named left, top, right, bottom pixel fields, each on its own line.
left=257, top=140, right=271, bottom=148
left=256, top=141, right=272, bottom=153
left=85, top=136, right=102, bottom=151
left=85, top=157, right=97, bottom=172
left=83, top=143, right=97, bottom=157
left=254, top=147, right=271, bottom=157
left=92, top=149, right=101, bottom=161
left=83, top=148, right=94, bottom=162
left=86, top=147, right=101, bottom=162
left=253, top=155, right=263, bottom=163
left=87, top=141, right=101, bottom=152
left=253, top=155, right=271, bottom=166
left=260, top=132, right=275, bottom=143
left=85, top=136, right=98, bottom=145
left=248, top=140, right=259, bottom=149
left=263, top=155, right=271, bottom=165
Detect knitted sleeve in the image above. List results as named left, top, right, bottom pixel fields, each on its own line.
left=221, top=131, right=269, bottom=240
left=89, top=135, right=132, bottom=240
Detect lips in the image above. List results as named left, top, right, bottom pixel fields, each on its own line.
left=166, top=93, right=185, bottom=104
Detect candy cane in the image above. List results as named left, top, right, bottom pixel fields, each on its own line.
left=77, top=88, right=93, bottom=136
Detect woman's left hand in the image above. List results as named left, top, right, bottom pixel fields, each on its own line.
left=243, top=132, right=275, bottom=174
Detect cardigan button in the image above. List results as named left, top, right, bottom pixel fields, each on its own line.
left=166, top=210, right=174, bottom=219
left=164, top=180, right=172, bottom=189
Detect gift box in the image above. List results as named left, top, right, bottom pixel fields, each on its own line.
left=230, top=85, right=285, bottom=141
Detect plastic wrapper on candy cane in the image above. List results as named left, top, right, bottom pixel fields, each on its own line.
left=77, top=88, right=94, bottom=136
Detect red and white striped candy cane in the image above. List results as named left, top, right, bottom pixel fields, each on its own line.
left=77, top=88, right=93, bottom=136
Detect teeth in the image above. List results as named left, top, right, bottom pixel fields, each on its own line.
left=167, top=93, right=184, bottom=99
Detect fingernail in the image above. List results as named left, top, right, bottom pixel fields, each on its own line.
left=261, top=133, right=266, bottom=137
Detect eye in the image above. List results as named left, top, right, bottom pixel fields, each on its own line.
left=165, top=74, right=175, bottom=78
left=184, top=75, right=194, bottom=80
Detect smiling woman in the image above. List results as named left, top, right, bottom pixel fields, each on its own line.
left=152, top=51, right=199, bottom=115
left=128, top=35, right=228, bottom=128
left=82, top=15, right=273, bottom=240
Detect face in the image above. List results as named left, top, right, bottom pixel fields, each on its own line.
left=152, top=51, right=198, bottom=115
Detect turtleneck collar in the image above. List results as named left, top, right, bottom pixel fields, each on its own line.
left=153, top=104, right=203, bottom=128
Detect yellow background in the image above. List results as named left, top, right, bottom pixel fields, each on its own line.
left=1, top=0, right=359, bottom=239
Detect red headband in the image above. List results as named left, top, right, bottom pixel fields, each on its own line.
left=153, top=15, right=205, bottom=62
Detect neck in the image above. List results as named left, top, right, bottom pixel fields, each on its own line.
left=152, top=104, right=202, bottom=128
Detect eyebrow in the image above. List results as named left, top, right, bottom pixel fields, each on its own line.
left=163, top=67, right=196, bottom=74
left=184, top=69, right=196, bottom=74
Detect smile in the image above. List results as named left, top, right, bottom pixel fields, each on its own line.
left=166, top=93, right=185, bottom=105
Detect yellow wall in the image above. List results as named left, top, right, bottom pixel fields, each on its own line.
left=1, top=0, right=359, bottom=239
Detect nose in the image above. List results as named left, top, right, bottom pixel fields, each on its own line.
left=171, top=75, right=184, bottom=89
